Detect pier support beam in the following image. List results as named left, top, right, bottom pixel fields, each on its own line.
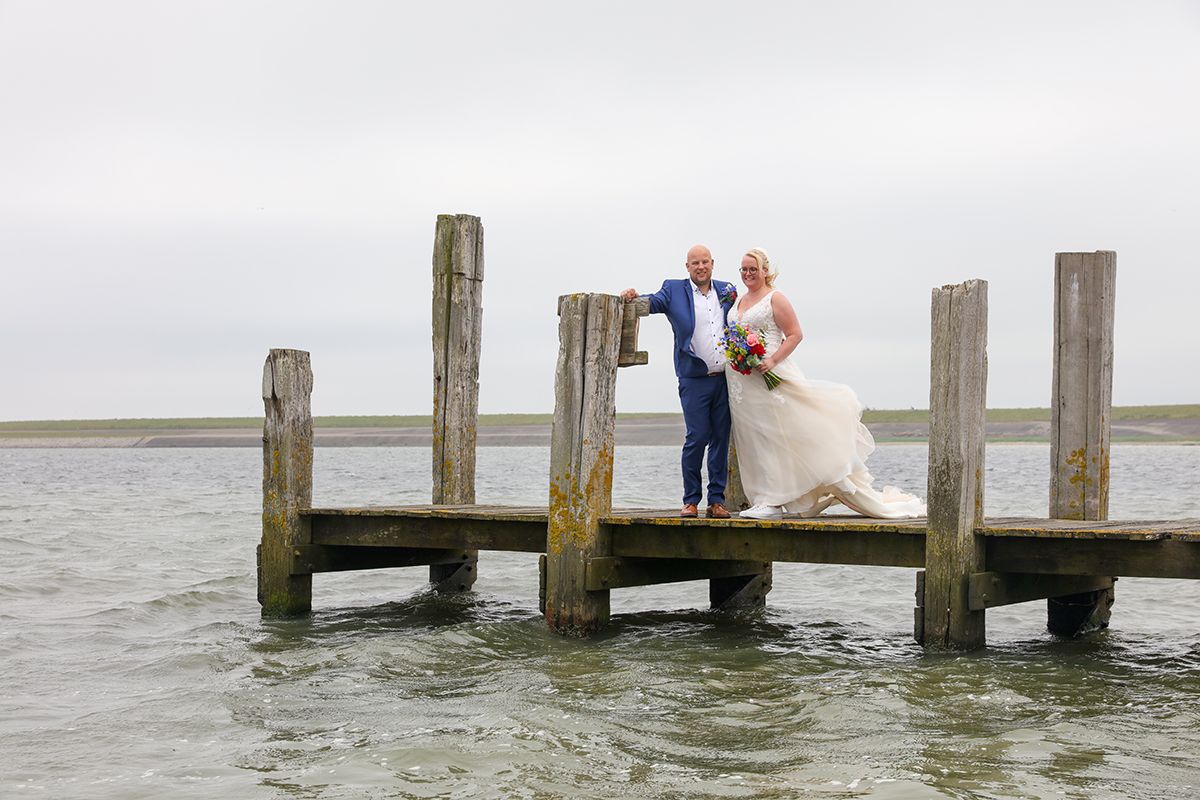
left=919, top=279, right=988, bottom=649
left=259, top=349, right=314, bottom=617
left=1047, top=251, right=1116, bottom=635
left=430, top=213, right=484, bottom=591
left=710, top=567, right=773, bottom=610
left=544, top=293, right=624, bottom=636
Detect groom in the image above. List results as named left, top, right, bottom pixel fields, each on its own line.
left=621, top=245, right=736, bottom=519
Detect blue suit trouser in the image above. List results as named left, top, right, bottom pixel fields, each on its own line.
left=677, top=374, right=730, bottom=507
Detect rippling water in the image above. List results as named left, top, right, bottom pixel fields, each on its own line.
left=2, top=444, right=1198, bottom=798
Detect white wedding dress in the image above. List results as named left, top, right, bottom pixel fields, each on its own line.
left=726, top=290, right=926, bottom=519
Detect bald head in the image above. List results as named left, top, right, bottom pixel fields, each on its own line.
left=684, top=245, right=714, bottom=290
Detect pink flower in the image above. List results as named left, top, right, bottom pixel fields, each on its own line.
left=746, top=332, right=759, bottom=347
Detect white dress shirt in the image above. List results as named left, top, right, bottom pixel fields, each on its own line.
left=689, top=281, right=726, bottom=374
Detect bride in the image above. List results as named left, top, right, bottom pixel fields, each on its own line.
left=727, top=248, right=925, bottom=520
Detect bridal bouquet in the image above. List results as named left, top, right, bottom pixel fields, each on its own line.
left=723, top=322, right=783, bottom=390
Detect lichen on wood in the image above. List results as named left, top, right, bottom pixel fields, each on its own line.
left=1048, top=251, right=1117, bottom=634
left=259, top=348, right=314, bottom=617
left=543, top=293, right=623, bottom=636
left=921, top=279, right=988, bottom=650
left=430, top=214, right=484, bottom=591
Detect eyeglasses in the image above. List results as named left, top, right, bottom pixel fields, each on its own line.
left=740, top=267, right=760, bottom=274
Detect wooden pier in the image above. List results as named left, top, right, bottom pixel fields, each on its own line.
left=257, top=216, right=1199, bottom=649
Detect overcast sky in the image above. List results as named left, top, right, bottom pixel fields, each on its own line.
left=2, top=1, right=1197, bottom=421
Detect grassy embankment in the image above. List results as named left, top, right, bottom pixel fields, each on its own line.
left=0, top=413, right=677, bottom=438
left=860, top=405, right=1200, bottom=423
left=1, top=405, right=1196, bottom=439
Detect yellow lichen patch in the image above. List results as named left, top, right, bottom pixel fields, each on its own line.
left=262, top=505, right=289, bottom=535
left=576, top=441, right=615, bottom=549
left=547, top=474, right=577, bottom=555
left=1064, top=446, right=1093, bottom=514
left=1065, top=447, right=1092, bottom=487
left=546, top=446, right=613, bottom=555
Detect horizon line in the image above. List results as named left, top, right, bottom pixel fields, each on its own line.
left=2, top=404, right=1198, bottom=428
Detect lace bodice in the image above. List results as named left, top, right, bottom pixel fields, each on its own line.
left=728, top=290, right=787, bottom=407
left=736, top=290, right=784, bottom=355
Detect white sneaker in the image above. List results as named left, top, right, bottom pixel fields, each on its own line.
left=739, top=504, right=783, bottom=519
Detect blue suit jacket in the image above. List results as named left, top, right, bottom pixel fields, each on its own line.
left=645, top=278, right=737, bottom=379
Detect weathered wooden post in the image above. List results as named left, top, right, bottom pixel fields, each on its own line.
left=259, top=348, right=314, bottom=617
left=544, top=293, right=624, bottom=636
left=918, top=279, right=988, bottom=649
left=726, top=444, right=749, bottom=512
left=710, top=558, right=772, bottom=609
left=710, top=443, right=773, bottom=610
left=430, top=213, right=484, bottom=591
left=618, top=296, right=649, bottom=368
left=1047, top=251, right=1116, bottom=634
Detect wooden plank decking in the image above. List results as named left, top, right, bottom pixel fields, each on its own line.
left=262, top=240, right=1189, bottom=645
left=302, top=505, right=1200, bottom=580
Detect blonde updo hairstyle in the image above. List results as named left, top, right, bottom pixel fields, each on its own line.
left=744, top=248, right=776, bottom=287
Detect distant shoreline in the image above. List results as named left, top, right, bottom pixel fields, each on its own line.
left=1, top=408, right=1197, bottom=447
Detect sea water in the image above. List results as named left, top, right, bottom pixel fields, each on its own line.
left=1, top=444, right=1198, bottom=798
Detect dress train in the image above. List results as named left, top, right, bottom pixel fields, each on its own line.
left=726, top=291, right=925, bottom=519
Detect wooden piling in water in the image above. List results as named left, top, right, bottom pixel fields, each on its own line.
left=430, top=213, right=484, bottom=591
left=711, top=444, right=774, bottom=610
left=259, top=348, right=314, bottom=617
left=1047, top=251, right=1117, bottom=634
left=543, top=293, right=624, bottom=635
left=252, top=225, right=1176, bottom=648
left=919, top=279, right=988, bottom=649
left=709, top=563, right=773, bottom=610
left=726, top=444, right=749, bottom=513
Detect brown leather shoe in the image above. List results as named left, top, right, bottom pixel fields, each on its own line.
left=680, top=503, right=699, bottom=518
left=706, top=503, right=731, bottom=519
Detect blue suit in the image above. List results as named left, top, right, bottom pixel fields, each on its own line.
left=644, top=278, right=736, bottom=507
